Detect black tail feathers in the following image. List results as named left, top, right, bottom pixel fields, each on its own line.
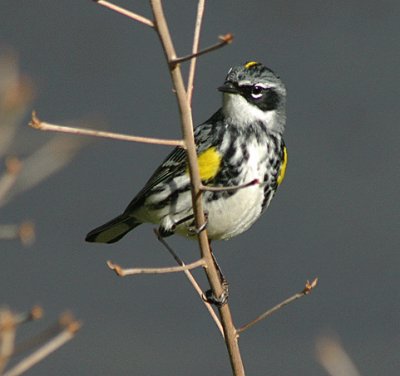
left=85, top=214, right=141, bottom=244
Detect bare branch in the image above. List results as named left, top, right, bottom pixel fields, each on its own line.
left=150, top=2, right=244, bottom=374
left=154, top=229, right=224, bottom=337
left=237, top=278, right=318, bottom=334
left=171, top=33, right=233, bottom=66
left=187, top=0, right=205, bottom=104
left=93, top=0, right=154, bottom=28
left=29, top=112, right=184, bottom=148
left=107, top=258, right=206, bottom=276
left=200, top=178, right=259, bottom=193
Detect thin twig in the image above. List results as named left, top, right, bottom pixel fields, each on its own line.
left=3, top=317, right=81, bottom=376
left=200, top=178, right=259, bottom=193
left=187, top=0, right=205, bottom=104
left=237, top=278, right=318, bottom=334
left=154, top=229, right=224, bottom=337
left=171, top=33, right=233, bottom=66
left=29, top=112, right=184, bottom=148
left=107, top=258, right=206, bottom=276
left=93, top=0, right=154, bottom=27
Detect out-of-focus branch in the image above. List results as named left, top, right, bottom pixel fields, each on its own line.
left=0, top=221, right=35, bottom=246
left=29, top=112, right=184, bottom=148
left=0, top=51, right=35, bottom=158
left=2, top=313, right=81, bottom=376
left=0, top=310, right=16, bottom=374
left=237, top=278, right=318, bottom=334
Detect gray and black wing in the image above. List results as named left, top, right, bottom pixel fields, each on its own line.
left=85, top=110, right=224, bottom=244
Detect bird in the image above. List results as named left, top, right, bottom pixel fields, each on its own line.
left=86, top=61, right=287, bottom=244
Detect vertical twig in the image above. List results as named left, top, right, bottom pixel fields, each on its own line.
left=150, top=1, right=245, bottom=375
left=187, top=0, right=205, bottom=105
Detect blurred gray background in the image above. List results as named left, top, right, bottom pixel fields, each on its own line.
left=1, top=1, right=399, bottom=375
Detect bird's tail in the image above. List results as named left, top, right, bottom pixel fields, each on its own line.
left=85, top=214, right=141, bottom=244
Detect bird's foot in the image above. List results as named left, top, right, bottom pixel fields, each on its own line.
left=203, top=280, right=229, bottom=307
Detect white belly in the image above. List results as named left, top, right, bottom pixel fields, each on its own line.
left=203, top=184, right=264, bottom=239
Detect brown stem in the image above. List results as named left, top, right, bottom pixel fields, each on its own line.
left=237, top=278, right=318, bottom=334
left=150, top=1, right=244, bottom=375
left=187, top=0, right=205, bottom=104
left=29, top=112, right=184, bottom=148
left=106, top=258, right=206, bottom=276
left=171, top=33, right=233, bottom=66
left=94, top=0, right=154, bottom=27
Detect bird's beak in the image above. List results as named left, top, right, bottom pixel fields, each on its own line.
left=218, top=81, right=239, bottom=94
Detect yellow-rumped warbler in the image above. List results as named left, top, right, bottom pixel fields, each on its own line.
left=86, top=61, right=287, bottom=244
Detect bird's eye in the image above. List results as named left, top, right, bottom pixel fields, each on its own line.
left=251, top=85, right=263, bottom=99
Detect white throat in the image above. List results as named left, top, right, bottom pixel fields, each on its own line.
left=222, top=93, right=284, bottom=133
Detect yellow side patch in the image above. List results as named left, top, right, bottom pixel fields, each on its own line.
left=277, top=146, right=288, bottom=186
left=193, top=147, right=222, bottom=181
left=245, top=61, right=259, bottom=69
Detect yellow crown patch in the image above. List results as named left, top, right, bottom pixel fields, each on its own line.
left=244, top=61, right=259, bottom=69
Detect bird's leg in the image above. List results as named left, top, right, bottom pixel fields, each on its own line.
left=157, top=213, right=198, bottom=238
left=203, top=244, right=229, bottom=307
left=187, top=211, right=209, bottom=236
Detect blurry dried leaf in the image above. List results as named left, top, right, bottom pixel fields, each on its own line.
left=2, top=133, right=88, bottom=205
left=0, top=157, right=22, bottom=207
left=316, top=334, right=361, bottom=376
left=0, top=50, right=35, bottom=158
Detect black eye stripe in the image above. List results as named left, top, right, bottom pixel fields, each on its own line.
left=235, top=84, right=281, bottom=111
left=238, top=84, right=265, bottom=99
